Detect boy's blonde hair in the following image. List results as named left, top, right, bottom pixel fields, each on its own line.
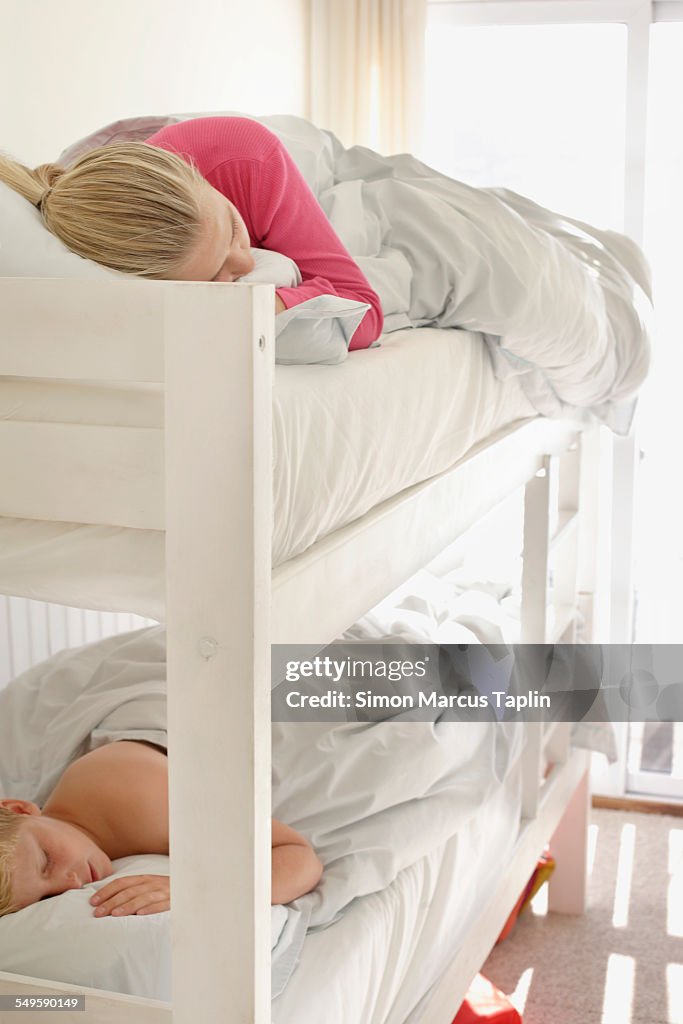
left=0, top=807, right=22, bottom=917
left=0, top=142, right=206, bottom=278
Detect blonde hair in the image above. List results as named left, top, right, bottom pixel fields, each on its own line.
left=0, top=143, right=206, bottom=278
left=0, top=808, right=22, bottom=917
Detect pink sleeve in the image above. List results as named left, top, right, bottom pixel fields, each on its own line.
left=208, top=134, right=384, bottom=351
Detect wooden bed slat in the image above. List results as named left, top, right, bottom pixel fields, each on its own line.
left=0, top=278, right=165, bottom=382
left=0, top=422, right=163, bottom=529
left=0, top=971, right=170, bottom=1024
left=0, top=277, right=265, bottom=383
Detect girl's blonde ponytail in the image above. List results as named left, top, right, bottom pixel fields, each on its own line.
left=0, top=154, right=63, bottom=209
left=0, top=143, right=205, bottom=278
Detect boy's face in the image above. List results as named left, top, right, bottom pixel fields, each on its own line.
left=8, top=812, right=114, bottom=912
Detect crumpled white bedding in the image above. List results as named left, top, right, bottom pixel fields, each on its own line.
left=317, top=140, right=652, bottom=429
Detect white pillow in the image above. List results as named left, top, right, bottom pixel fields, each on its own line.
left=0, top=180, right=117, bottom=280
left=0, top=855, right=171, bottom=999
left=0, top=176, right=293, bottom=288
left=0, top=852, right=303, bottom=1000
left=240, top=247, right=301, bottom=289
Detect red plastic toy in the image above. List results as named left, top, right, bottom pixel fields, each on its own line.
left=451, top=974, right=522, bottom=1024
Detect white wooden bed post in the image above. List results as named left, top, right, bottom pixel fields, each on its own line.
left=577, top=426, right=612, bottom=644
left=164, top=282, right=274, bottom=1024
left=547, top=762, right=590, bottom=914
left=521, top=425, right=608, bottom=645
left=519, top=428, right=594, bottom=917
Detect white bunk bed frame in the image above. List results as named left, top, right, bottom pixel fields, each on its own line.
left=0, top=278, right=601, bottom=1023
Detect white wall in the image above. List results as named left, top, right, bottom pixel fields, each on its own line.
left=1, top=0, right=310, bottom=165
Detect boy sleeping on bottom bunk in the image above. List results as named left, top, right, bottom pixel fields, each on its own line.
left=0, top=739, right=322, bottom=918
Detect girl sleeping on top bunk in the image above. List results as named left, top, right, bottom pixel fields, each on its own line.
left=0, top=116, right=384, bottom=352
left=0, top=739, right=322, bottom=918
left=0, top=112, right=649, bottom=410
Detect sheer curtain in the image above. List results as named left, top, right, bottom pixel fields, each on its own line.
left=309, top=0, right=426, bottom=154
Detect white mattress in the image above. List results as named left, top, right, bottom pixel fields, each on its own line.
left=273, top=757, right=522, bottom=1024
left=0, top=327, right=536, bottom=617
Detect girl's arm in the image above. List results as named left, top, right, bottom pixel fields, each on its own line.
left=243, top=137, right=384, bottom=350
left=271, top=818, right=323, bottom=905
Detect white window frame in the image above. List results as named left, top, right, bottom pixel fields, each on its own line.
left=426, top=0, right=682, bottom=799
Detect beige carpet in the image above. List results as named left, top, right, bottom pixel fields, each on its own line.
left=481, top=808, right=683, bottom=1024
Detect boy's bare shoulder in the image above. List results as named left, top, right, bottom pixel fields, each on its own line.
left=53, top=741, right=169, bottom=857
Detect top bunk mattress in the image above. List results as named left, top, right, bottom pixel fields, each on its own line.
left=0, top=326, right=537, bottom=618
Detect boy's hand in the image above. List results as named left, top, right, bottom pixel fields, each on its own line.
left=90, top=874, right=170, bottom=917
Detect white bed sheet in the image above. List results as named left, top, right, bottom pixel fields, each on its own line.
left=273, top=756, right=522, bottom=1024
left=0, top=326, right=536, bottom=617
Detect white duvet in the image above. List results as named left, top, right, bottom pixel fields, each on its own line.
left=315, top=134, right=651, bottom=429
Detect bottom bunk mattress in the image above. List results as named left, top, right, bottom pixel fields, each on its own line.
left=0, top=325, right=537, bottom=618
left=273, top=757, right=523, bottom=1024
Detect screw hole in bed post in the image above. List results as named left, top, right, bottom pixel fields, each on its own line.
left=258, top=334, right=266, bottom=351
left=198, top=636, right=219, bottom=660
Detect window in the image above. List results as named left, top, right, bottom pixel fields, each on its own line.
left=424, top=0, right=683, bottom=801
left=423, top=21, right=627, bottom=228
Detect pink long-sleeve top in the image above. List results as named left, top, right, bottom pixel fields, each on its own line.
left=146, top=117, right=383, bottom=350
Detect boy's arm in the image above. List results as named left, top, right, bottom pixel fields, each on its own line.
left=92, top=820, right=323, bottom=917
left=90, top=875, right=169, bottom=917
left=271, top=818, right=323, bottom=905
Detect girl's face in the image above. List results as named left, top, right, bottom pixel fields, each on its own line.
left=6, top=811, right=113, bottom=912
left=173, top=183, right=255, bottom=283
